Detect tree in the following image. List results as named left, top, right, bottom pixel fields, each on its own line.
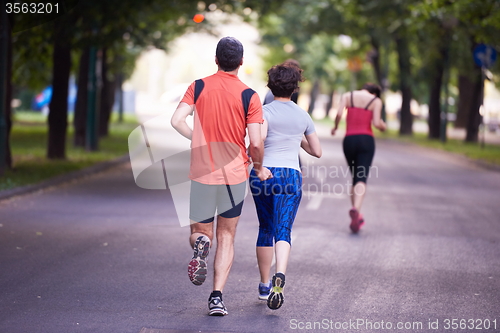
left=71, top=0, right=207, bottom=147
left=47, top=16, right=73, bottom=159
left=256, top=2, right=372, bottom=116
left=0, top=10, right=13, bottom=174
left=304, top=0, right=415, bottom=134
left=4, top=0, right=288, bottom=174
left=409, top=2, right=455, bottom=139
left=453, top=0, right=500, bottom=142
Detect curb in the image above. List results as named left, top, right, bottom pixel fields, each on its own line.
left=0, top=155, right=130, bottom=202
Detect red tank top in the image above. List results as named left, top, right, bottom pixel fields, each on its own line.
left=345, top=92, right=377, bottom=137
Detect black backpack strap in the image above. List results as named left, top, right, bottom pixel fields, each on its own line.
left=364, top=96, right=378, bottom=110
left=194, top=79, right=205, bottom=104
left=350, top=91, right=354, bottom=108
left=241, top=88, right=256, bottom=118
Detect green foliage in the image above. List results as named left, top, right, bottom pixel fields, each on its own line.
left=256, top=0, right=375, bottom=94
left=11, top=24, right=53, bottom=90
left=11, top=0, right=207, bottom=90
left=255, top=0, right=499, bottom=112
left=0, top=112, right=137, bottom=191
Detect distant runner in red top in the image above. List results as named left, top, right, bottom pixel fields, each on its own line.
left=331, top=83, right=387, bottom=233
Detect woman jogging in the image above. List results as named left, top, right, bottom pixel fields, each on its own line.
left=249, top=63, right=322, bottom=310
left=331, top=83, right=386, bottom=233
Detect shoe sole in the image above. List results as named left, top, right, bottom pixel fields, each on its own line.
left=267, top=274, right=285, bottom=310
left=188, top=236, right=210, bottom=286
left=358, top=214, right=365, bottom=229
left=258, top=294, right=269, bottom=301
left=349, top=208, right=360, bottom=233
left=208, top=308, right=228, bottom=316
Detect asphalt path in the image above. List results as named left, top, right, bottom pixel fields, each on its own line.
left=1, top=124, right=499, bottom=333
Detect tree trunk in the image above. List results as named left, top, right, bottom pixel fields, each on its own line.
left=429, top=32, right=451, bottom=140
left=465, top=66, right=483, bottom=142
left=4, top=15, right=12, bottom=169
left=74, top=47, right=89, bottom=147
left=307, top=79, right=320, bottom=116
left=395, top=34, right=413, bottom=135
left=47, top=19, right=71, bottom=159
left=455, top=74, right=473, bottom=129
left=369, top=35, right=384, bottom=90
left=99, top=48, right=116, bottom=137
left=117, top=72, right=124, bottom=123
left=0, top=12, right=13, bottom=175
left=324, top=89, right=334, bottom=119
left=427, top=53, right=445, bottom=139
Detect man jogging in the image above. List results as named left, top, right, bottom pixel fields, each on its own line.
left=171, top=36, right=271, bottom=316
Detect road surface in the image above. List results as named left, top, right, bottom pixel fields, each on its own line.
left=1, top=124, right=499, bottom=333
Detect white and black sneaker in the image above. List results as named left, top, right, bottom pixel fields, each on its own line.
left=267, top=272, right=285, bottom=310
left=208, top=295, right=228, bottom=316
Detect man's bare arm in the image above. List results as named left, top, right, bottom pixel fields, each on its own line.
left=248, top=123, right=272, bottom=180
left=171, top=102, right=194, bottom=140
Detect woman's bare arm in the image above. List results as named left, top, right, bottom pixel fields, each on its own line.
left=301, top=132, right=322, bottom=158
left=332, top=93, right=347, bottom=135
left=371, top=99, right=387, bottom=132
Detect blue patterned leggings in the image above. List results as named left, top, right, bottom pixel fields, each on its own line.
left=249, top=167, right=302, bottom=247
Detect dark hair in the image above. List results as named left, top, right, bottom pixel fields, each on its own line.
left=362, top=83, right=381, bottom=98
left=283, top=59, right=300, bottom=68
left=267, top=62, right=304, bottom=98
left=216, top=37, right=244, bottom=72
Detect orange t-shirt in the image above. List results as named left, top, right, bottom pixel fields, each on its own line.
left=180, top=71, right=263, bottom=185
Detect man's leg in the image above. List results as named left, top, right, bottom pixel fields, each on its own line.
left=187, top=221, right=214, bottom=286
left=188, top=180, right=218, bottom=286
left=190, top=221, right=214, bottom=247
left=213, top=215, right=239, bottom=292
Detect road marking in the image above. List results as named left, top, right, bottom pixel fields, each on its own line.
left=304, top=191, right=347, bottom=210
left=306, top=194, right=323, bottom=210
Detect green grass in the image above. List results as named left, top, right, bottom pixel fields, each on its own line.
left=376, top=129, right=500, bottom=166
left=313, top=116, right=500, bottom=166
left=0, top=111, right=138, bottom=191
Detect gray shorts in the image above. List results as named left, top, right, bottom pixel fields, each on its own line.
left=189, top=181, right=247, bottom=223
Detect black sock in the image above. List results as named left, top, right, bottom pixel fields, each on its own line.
left=210, top=290, right=222, bottom=299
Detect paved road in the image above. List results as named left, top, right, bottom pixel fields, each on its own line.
left=1, top=124, right=499, bottom=333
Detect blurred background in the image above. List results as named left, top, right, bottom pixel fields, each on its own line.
left=1, top=0, right=499, bottom=187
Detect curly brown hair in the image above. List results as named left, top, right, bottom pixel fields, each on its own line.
left=267, top=62, right=304, bottom=98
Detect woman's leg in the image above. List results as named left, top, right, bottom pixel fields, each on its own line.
left=342, top=136, right=357, bottom=208
left=273, top=169, right=302, bottom=274
left=352, top=181, right=366, bottom=211
left=250, top=169, right=275, bottom=284
left=352, top=135, right=375, bottom=213
left=256, top=246, right=273, bottom=283
left=267, top=168, right=301, bottom=310
left=275, top=241, right=291, bottom=274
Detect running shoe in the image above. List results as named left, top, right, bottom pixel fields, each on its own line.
left=267, top=272, right=285, bottom=310
left=349, top=208, right=360, bottom=233
left=358, top=213, right=365, bottom=229
left=208, top=295, right=228, bottom=316
left=258, top=281, right=272, bottom=300
left=188, top=235, right=210, bottom=286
